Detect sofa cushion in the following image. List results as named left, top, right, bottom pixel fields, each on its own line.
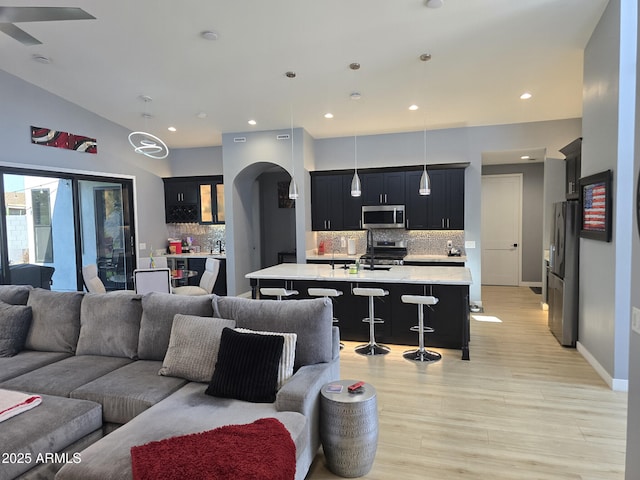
left=0, top=350, right=72, bottom=382
left=206, top=328, right=283, bottom=403
left=235, top=328, right=296, bottom=389
left=71, top=360, right=188, bottom=424
left=55, top=383, right=307, bottom=480
left=76, top=291, right=142, bottom=359
left=25, top=289, right=84, bottom=353
left=138, top=292, right=214, bottom=361
left=0, top=354, right=132, bottom=397
left=0, top=393, right=102, bottom=480
left=0, top=284, right=32, bottom=305
left=159, top=314, right=236, bottom=382
left=213, top=296, right=333, bottom=368
left=0, top=301, right=32, bottom=357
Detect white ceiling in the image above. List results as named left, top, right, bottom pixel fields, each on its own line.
left=0, top=0, right=608, bottom=161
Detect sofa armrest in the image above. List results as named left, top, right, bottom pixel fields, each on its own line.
left=276, top=360, right=338, bottom=417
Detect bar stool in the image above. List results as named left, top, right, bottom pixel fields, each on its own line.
left=308, top=288, right=344, bottom=349
left=259, top=287, right=299, bottom=301
left=401, top=295, right=441, bottom=363
left=353, top=287, right=390, bottom=356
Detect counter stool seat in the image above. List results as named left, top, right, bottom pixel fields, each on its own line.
left=401, top=294, right=441, bottom=363
left=353, top=287, right=390, bottom=356
left=259, top=287, right=299, bottom=301
left=308, top=288, right=344, bottom=349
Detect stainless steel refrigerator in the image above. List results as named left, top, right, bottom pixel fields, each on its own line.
left=547, top=201, right=580, bottom=346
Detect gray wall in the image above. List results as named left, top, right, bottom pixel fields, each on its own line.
left=168, top=146, right=223, bottom=177
left=0, top=69, right=170, bottom=261
left=481, top=163, right=545, bottom=283
left=259, top=171, right=296, bottom=268
left=580, top=0, right=634, bottom=385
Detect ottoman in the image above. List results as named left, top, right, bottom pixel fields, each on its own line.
left=0, top=393, right=102, bottom=480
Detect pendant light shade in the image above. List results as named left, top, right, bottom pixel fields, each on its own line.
left=419, top=128, right=431, bottom=196
left=288, top=177, right=299, bottom=200
left=351, top=172, right=361, bottom=197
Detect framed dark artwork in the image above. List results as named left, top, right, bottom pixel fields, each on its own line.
left=277, top=181, right=295, bottom=209
left=579, top=169, right=612, bottom=242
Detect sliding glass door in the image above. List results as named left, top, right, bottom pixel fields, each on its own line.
left=0, top=169, right=135, bottom=291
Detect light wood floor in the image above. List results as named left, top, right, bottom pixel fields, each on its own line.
left=307, top=286, right=628, bottom=479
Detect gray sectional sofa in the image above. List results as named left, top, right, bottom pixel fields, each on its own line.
left=0, top=285, right=339, bottom=480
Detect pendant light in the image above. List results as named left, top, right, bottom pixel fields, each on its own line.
left=128, top=95, right=169, bottom=160
left=418, top=53, right=432, bottom=196
left=419, top=128, right=431, bottom=195
left=351, top=134, right=361, bottom=197
left=286, top=71, right=298, bottom=200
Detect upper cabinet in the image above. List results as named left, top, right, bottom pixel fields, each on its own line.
left=311, top=165, right=466, bottom=231
left=163, top=176, right=224, bottom=224
left=560, top=138, right=582, bottom=201
left=361, top=171, right=405, bottom=205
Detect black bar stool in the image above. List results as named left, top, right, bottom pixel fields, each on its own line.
left=401, top=294, right=441, bottom=362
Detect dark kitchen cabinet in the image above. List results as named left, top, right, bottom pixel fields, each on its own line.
left=560, top=138, right=582, bottom=200
left=342, top=175, right=363, bottom=230
left=425, top=169, right=465, bottom=230
left=164, top=176, right=224, bottom=224
left=361, top=171, right=405, bottom=206
left=405, top=170, right=429, bottom=229
left=311, top=174, right=344, bottom=231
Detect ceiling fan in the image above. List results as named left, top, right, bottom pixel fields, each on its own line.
left=0, top=6, right=95, bottom=46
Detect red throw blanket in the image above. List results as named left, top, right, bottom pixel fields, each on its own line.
left=130, top=418, right=296, bottom=480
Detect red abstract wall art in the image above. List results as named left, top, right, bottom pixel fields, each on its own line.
left=31, top=126, right=97, bottom=154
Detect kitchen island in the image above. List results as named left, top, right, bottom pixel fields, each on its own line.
left=246, top=263, right=472, bottom=360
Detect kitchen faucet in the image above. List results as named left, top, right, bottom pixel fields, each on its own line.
left=366, top=229, right=375, bottom=270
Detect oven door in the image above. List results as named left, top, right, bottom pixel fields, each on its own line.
left=361, top=205, right=405, bottom=229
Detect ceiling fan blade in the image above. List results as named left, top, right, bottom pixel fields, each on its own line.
left=0, top=7, right=95, bottom=23
left=0, top=23, right=41, bottom=46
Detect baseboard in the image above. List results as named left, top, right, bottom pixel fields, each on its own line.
left=520, top=281, right=543, bottom=287
left=576, top=341, right=629, bottom=392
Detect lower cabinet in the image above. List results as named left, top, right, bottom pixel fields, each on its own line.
left=252, top=279, right=467, bottom=349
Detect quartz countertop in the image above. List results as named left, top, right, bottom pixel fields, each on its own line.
left=246, top=263, right=472, bottom=285
left=306, top=253, right=361, bottom=262
left=403, top=254, right=466, bottom=263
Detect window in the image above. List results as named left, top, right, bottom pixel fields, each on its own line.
left=31, top=188, right=53, bottom=263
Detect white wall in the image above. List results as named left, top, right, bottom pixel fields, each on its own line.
left=580, top=0, right=636, bottom=387
left=0, top=69, right=171, bottom=262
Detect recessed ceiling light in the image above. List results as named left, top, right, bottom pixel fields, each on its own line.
left=520, top=92, right=532, bottom=100
left=196, top=112, right=207, bottom=119
left=409, top=105, right=419, bottom=111
left=350, top=92, right=361, bottom=101
left=201, top=31, right=218, bottom=41
left=168, top=126, right=177, bottom=132
left=32, top=54, right=51, bottom=64
left=248, top=120, right=257, bottom=125
left=324, top=113, right=334, bottom=119
left=520, top=155, right=530, bottom=160
left=349, top=62, right=361, bottom=71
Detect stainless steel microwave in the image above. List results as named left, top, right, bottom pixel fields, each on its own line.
left=361, top=205, right=405, bottom=229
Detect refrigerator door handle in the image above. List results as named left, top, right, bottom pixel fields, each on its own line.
left=549, top=245, right=555, bottom=269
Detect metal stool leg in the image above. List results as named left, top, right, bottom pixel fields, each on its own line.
left=403, top=303, right=441, bottom=363
left=355, top=294, right=390, bottom=356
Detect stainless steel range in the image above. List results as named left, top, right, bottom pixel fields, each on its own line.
left=360, top=240, right=407, bottom=266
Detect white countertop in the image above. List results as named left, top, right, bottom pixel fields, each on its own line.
left=246, top=263, right=472, bottom=285
left=306, top=254, right=361, bottom=261
left=165, top=253, right=226, bottom=259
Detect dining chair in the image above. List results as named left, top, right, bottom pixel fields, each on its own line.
left=82, top=264, right=107, bottom=293
left=133, top=268, right=172, bottom=295
left=173, top=258, right=220, bottom=296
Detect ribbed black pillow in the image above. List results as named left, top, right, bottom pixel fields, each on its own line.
left=206, top=327, right=284, bottom=403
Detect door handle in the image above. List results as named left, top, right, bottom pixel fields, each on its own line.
left=513, top=243, right=518, bottom=247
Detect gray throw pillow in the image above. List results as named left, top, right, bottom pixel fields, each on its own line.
left=138, top=292, right=215, bottom=360
left=214, top=296, right=332, bottom=368
left=159, top=314, right=236, bottom=382
left=0, top=301, right=32, bottom=357
left=0, top=285, right=32, bottom=305
left=25, top=289, right=84, bottom=353
left=76, top=292, right=143, bottom=359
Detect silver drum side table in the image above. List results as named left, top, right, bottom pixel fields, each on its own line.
left=320, top=379, right=378, bottom=477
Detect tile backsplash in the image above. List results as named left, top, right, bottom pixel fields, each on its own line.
left=314, top=230, right=465, bottom=256
left=166, top=224, right=226, bottom=253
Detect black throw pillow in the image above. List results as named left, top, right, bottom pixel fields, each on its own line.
left=206, top=327, right=284, bottom=403
left=0, top=301, right=32, bottom=357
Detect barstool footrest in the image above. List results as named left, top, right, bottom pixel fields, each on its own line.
left=402, top=348, right=441, bottom=363
left=409, top=325, right=435, bottom=333
left=361, top=317, right=385, bottom=324
left=355, top=343, right=390, bottom=356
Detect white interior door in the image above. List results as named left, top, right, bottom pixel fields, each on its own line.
left=481, top=174, right=522, bottom=286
